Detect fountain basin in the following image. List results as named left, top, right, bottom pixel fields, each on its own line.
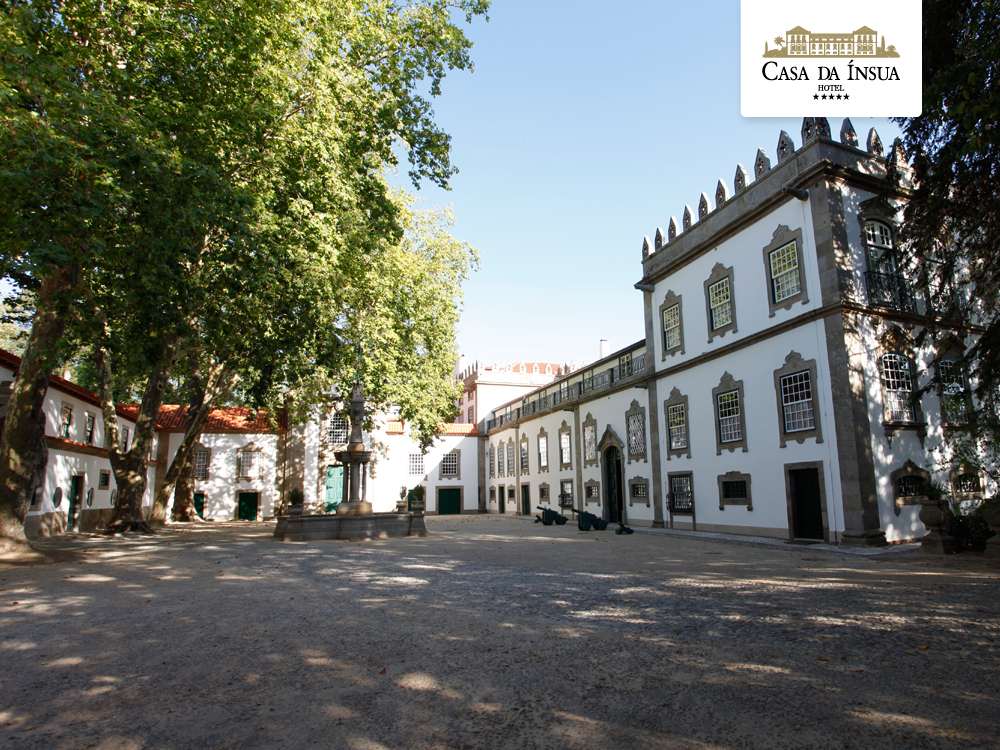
left=273, top=512, right=427, bottom=542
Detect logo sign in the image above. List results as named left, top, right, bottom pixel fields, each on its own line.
left=740, top=0, right=921, bottom=117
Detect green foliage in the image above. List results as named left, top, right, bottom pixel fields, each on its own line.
left=943, top=501, right=995, bottom=552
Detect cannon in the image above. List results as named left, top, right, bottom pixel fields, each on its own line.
left=568, top=507, right=609, bottom=531
left=534, top=505, right=568, bottom=526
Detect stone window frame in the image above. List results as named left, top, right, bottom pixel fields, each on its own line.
left=497, top=442, right=505, bottom=478
left=890, top=460, right=930, bottom=514
left=663, top=387, right=691, bottom=460
left=488, top=444, right=496, bottom=478
left=876, top=326, right=925, bottom=441
left=717, top=470, right=753, bottom=511
left=558, top=420, right=573, bottom=471
left=772, top=351, right=824, bottom=447
left=236, top=442, right=263, bottom=480
left=934, top=338, right=973, bottom=428
left=582, top=413, right=598, bottom=467
left=658, top=289, right=685, bottom=359
left=506, top=438, right=515, bottom=476
left=703, top=262, right=738, bottom=343
left=558, top=479, right=574, bottom=507
left=519, top=434, right=529, bottom=475
left=858, top=197, right=901, bottom=273
left=762, top=225, right=808, bottom=316
left=625, top=399, right=647, bottom=464
left=949, top=464, right=983, bottom=502
left=438, top=449, right=461, bottom=481
left=712, top=372, right=748, bottom=455
left=584, top=478, right=601, bottom=505
left=537, top=427, right=550, bottom=473
left=98, top=470, right=111, bottom=490
left=192, top=443, right=212, bottom=480
left=539, top=482, right=550, bottom=502
left=628, top=476, right=650, bottom=507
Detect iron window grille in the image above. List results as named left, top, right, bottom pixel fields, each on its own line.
left=559, top=480, right=574, bottom=506
left=193, top=447, right=211, bottom=480
left=879, top=353, right=916, bottom=423
left=630, top=481, right=648, bottom=499
left=721, top=480, right=748, bottom=502
left=894, top=474, right=925, bottom=499
left=627, top=412, right=646, bottom=460
left=409, top=453, right=425, bottom=476
left=769, top=241, right=800, bottom=304
left=954, top=474, right=981, bottom=495
left=708, top=279, right=733, bottom=330
left=667, top=403, right=688, bottom=450
left=585, top=482, right=600, bottom=500
left=717, top=390, right=743, bottom=443
left=583, top=423, right=597, bottom=463
left=237, top=449, right=258, bottom=479
left=669, top=475, right=694, bottom=514
left=328, top=414, right=349, bottom=444
left=780, top=370, right=816, bottom=433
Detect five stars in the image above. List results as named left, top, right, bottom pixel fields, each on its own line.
left=813, top=93, right=851, bottom=101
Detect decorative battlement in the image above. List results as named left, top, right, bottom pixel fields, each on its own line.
left=639, top=118, right=911, bottom=264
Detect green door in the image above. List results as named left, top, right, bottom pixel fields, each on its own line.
left=437, top=487, right=461, bottom=515
left=193, top=492, right=206, bottom=519
left=324, top=465, right=344, bottom=513
left=237, top=492, right=259, bottom=521
left=67, top=475, right=83, bottom=530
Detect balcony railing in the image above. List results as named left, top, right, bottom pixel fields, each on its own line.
left=486, top=350, right=648, bottom=431
left=866, top=271, right=916, bottom=313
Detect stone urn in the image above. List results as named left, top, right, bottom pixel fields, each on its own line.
left=918, top=496, right=956, bottom=554
left=981, top=500, right=1000, bottom=559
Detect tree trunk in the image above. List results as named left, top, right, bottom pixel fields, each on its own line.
left=172, top=457, right=197, bottom=522
left=96, top=335, right=177, bottom=534
left=0, top=266, right=77, bottom=542
left=148, top=362, right=233, bottom=524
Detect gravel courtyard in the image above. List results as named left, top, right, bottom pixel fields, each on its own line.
left=1, top=516, right=998, bottom=749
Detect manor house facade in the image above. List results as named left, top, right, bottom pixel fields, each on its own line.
left=5, top=118, right=990, bottom=544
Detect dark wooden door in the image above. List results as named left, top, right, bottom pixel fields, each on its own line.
left=237, top=492, right=259, bottom=521
left=194, top=492, right=206, bottom=519
left=790, top=468, right=824, bottom=540
left=603, top=448, right=623, bottom=524
left=67, top=475, right=83, bottom=530
left=520, top=484, right=530, bottom=515
left=437, top=487, right=461, bottom=515
left=498, top=487, right=506, bottom=514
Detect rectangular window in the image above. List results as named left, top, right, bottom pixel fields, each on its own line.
left=84, top=413, right=96, bottom=445
left=669, top=474, right=694, bottom=514
left=120, top=427, right=130, bottom=451
left=721, top=479, right=748, bottom=502
left=627, top=412, right=646, bottom=460
left=559, top=432, right=571, bottom=466
left=408, top=453, right=424, bottom=476
left=539, top=484, right=550, bottom=501
left=583, top=423, right=597, bottom=462
left=328, top=415, right=349, bottom=444
left=780, top=370, right=816, bottom=432
left=498, top=444, right=505, bottom=477
left=489, top=487, right=496, bottom=502
left=60, top=404, right=73, bottom=438
left=506, top=444, right=514, bottom=476
left=618, top=353, right=633, bottom=378
left=238, top=449, right=257, bottom=479
left=769, top=241, right=800, bottom=303
left=708, top=278, right=733, bottom=330
left=630, top=481, right=648, bottom=499
left=880, top=353, right=915, bottom=423
left=193, top=447, right=210, bottom=480
left=488, top=446, right=496, bottom=478
left=585, top=483, right=599, bottom=500
left=667, top=404, right=688, bottom=450
left=717, top=390, right=742, bottom=443
left=559, top=480, right=574, bottom=505
left=440, top=450, right=459, bottom=479
left=467, top=407, right=474, bottom=424
left=662, top=303, right=681, bottom=351
left=938, top=359, right=968, bottom=423
left=98, top=470, right=111, bottom=490
left=519, top=442, right=529, bottom=474
left=538, top=435, right=548, bottom=470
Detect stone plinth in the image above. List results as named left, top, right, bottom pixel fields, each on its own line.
left=273, top=512, right=426, bottom=542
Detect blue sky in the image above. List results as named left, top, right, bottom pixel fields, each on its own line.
left=402, top=1, right=901, bottom=365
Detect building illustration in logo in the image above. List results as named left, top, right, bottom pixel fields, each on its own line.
left=763, top=25, right=900, bottom=58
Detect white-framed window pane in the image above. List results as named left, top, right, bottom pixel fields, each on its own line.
left=238, top=450, right=256, bottom=478
left=864, top=220, right=893, bottom=249
left=441, top=450, right=459, bottom=478
left=409, top=453, right=424, bottom=476
left=560, top=432, right=571, bottom=464
left=583, top=424, right=596, bottom=461
left=662, top=304, right=681, bottom=350
left=193, top=448, right=210, bottom=480
left=538, top=436, right=548, bottom=469
left=669, top=475, right=693, bottom=513
left=709, top=279, right=732, bottom=330
left=880, top=353, right=915, bottom=422
left=769, top=242, right=800, bottom=303
left=667, top=404, right=688, bottom=449
left=506, top=445, right=514, bottom=475
left=780, top=370, right=815, bottom=432
left=627, top=413, right=645, bottom=458
left=717, top=390, right=742, bottom=443
left=520, top=443, right=529, bottom=473
left=497, top=444, right=505, bottom=477
left=328, top=415, right=349, bottom=444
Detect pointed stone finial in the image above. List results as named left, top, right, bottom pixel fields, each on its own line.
left=801, top=117, right=817, bottom=143
left=654, top=226, right=665, bottom=249
left=641, top=236, right=651, bottom=260
left=889, top=137, right=906, bottom=167
left=815, top=117, right=831, bottom=139
left=698, top=192, right=710, bottom=220
left=668, top=217, right=678, bottom=241
left=754, top=149, right=771, bottom=179
left=867, top=127, right=883, bottom=156
left=840, top=118, right=858, bottom=147
left=776, top=130, right=795, bottom=162
left=715, top=179, right=729, bottom=207
left=734, top=164, right=748, bottom=192
left=682, top=205, right=693, bottom=230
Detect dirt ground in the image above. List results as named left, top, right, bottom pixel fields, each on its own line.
left=1, top=515, right=998, bottom=749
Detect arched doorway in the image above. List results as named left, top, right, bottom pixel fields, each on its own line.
left=602, top=446, right=624, bottom=525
